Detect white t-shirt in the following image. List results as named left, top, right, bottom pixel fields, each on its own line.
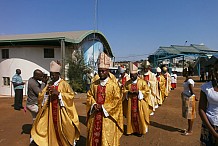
left=183, top=78, right=194, bottom=97
left=201, top=81, right=218, bottom=126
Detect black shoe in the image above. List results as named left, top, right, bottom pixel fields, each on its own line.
left=133, top=132, right=142, bottom=137
left=20, top=106, right=24, bottom=109
left=136, top=134, right=142, bottom=137
left=14, top=108, right=20, bottom=111
left=30, top=140, right=37, bottom=146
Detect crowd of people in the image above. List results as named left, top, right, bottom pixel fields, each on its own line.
left=11, top=52, right=218, bottom=146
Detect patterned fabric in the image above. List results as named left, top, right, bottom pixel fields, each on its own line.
left=200, top=122, right=218, bottom=146
left=31, top=79, right=80, bottom=146
left=131, top=84, right=140, bottom=133
left=131, top=84, right=137, bottom=92
left=92, top=85, right=106, bottom=146
left=51, top=85, right=62, bottom=146
left=86, top=78, right=123, bottom=146
left=123, top=79, right=150, bottom=135
left=181, top=94, right=196, bottom=119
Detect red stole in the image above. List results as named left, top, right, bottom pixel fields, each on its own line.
left=156, top=76, right=161, bottom=90
left=164, top=74, right=168, bottom=86
left=130, top=84, right=140, bottom=133
left=51, top=85, right=62, bottom=146
left=144, top=75, right=149, bottom=82
left=122, top=76, right=127, bottom=86
left=157, top=76, right=160, bottom=82
left=92, top=85, right=106, bottom=146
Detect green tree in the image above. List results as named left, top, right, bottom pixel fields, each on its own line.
left=67, top=50, right=87, bottom=92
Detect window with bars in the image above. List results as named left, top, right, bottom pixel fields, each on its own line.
left=2, top=49, right=9, bottom=59
left=44, top=48, right=54, bottom=58
left=3, top=77, right=10, bottom=86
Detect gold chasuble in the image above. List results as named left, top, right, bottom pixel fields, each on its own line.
left=31, top=79, right=80, bottom=146
left=164, top=72, right=171, bottom=97
left=118, top=73, right=130, bottom=117
left=157, top=74, right=166, bottom=104
left=144, top=71, right=158, bottom=112
left=91, top=72, right=117, bottom=84
left=123, top=79, right=150, bottom=135
left=87, top=78, right=123, bottom=146
left=118, top=73, right=130, bottom=88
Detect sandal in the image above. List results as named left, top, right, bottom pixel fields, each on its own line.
left=179, top=129, right=187, bottom=133
left=181, top=131, right=193, bottom=136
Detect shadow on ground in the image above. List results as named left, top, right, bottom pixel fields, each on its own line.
left=150, top=121, right=183, bottom=133
left=79, top=116, right=87, bottom=126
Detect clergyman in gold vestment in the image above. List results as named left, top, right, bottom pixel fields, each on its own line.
left=143, top=60, right=158, bottom=115
left=123, top=62, right=150, bottom=137
left=162, top=66, right=171, bottom=98
left=86, top=52, right=123, bottom=146
left=31, top=61, right=80, bottom=146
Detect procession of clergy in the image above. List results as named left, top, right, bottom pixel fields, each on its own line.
left=30, top=52, right=172, bottom=146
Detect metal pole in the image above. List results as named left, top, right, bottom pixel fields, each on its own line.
left=93, top=41, right=95, bottom=70
left=11, top=81, right=13, bottom=97
left=93, top=0, right=98, bottom=71
left=198, top=57, right=201, bottom=76
left=183, top=55, right=185, bottom=72
left=94, top=0, right=98, bottom=31
left=61, top=39, right=66, bottom=79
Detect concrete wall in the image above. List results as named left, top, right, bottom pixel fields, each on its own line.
left=0, top=47, right=61, bottom=96
left=0, top=41, right=112, bottom=96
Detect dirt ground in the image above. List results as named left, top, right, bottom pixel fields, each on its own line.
left=0, top=76, right=204, bottom=146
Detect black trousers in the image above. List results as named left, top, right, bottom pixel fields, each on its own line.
left=14, top=89, right=23, bottom=110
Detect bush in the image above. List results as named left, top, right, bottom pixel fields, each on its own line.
left=67, top=50, right=88, bottom=93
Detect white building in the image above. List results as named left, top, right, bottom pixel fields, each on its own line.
left=0, top=30, right=114, bottom=96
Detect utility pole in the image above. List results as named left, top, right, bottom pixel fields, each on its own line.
left=93, top=0, right=98, bottom=71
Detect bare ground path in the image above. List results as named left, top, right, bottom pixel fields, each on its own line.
left=0, top=76, right=203, bottom=146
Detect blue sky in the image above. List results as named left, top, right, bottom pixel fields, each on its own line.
left=1, top=0, right=218, bottom=61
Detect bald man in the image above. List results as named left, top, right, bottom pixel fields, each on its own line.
left=26, top=69, right=46, bottom=121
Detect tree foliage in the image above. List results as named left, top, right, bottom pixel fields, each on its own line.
left=67, top=50, right=87, bottom=92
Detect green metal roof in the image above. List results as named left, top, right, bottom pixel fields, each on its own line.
left=171, top=45, right=201, bottom=54
left=152, top=44, right=218, bottom=61
left=191, top=44, right=217, bottom=52
left=154, top=44, right=218, bottom=56
left=0, top=30, right=113, bottom=57
left=159, top=46, right=181, bottom=54
left=0, top=30, right=97, bottom=43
